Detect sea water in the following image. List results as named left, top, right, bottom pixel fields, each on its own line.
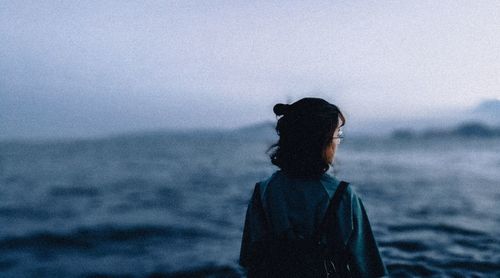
left=0, top=130, right=499, bottom=277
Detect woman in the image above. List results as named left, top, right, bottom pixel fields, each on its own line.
left=239, top=97, right=387, bottom=277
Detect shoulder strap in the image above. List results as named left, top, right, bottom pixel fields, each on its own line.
left=258, top=173, right=275, bottom=205
left=253, top=181, right=271, bottom=231
left=313, top=181, right=349, bottom=243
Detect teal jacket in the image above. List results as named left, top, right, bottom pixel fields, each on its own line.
left=239, top=170, right=388, bottom=277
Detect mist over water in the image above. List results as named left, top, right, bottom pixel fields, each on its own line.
left=0, top=128, right=499, bottom=277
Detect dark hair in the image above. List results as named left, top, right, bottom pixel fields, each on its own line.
left=267, top=97, right=346, bottom=179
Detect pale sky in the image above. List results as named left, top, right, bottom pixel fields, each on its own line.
left=1, top=1, right=500, bottom=140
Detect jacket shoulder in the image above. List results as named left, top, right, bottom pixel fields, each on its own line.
left=319, top=173, right=359, bottom=203
left=255, top=171, right=281, bottom=202
left=320, top=174, right=362, bottom=246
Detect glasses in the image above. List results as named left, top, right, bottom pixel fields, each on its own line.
left=332, top=129, right=344, bottom=144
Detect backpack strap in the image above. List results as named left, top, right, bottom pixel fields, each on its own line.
left=313, top=181, right=350, bottom=244
left=252, top=182, right=270, bottom=231
left=258, top=172, right=277, bottom=203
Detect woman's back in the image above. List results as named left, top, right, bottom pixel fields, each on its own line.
left=259, top=170, right=342, bottom=241
left=240, top=170, right=387, bottom=277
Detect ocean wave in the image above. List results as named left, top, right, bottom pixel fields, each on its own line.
left=0, top=207, right=51, bottom=220
left=0, top=224, right=220, bottom=253
left=49, top=186, right=100, bottom=197
left=82, top=265, right=242, bottom=278
left=387, top=223, right=485, bottom=237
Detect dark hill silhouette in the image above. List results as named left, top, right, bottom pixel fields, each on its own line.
left=392, top=121, right=500, bottom=139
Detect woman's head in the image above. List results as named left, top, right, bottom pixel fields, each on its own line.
left=268, top=97, right=345, bottom=179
